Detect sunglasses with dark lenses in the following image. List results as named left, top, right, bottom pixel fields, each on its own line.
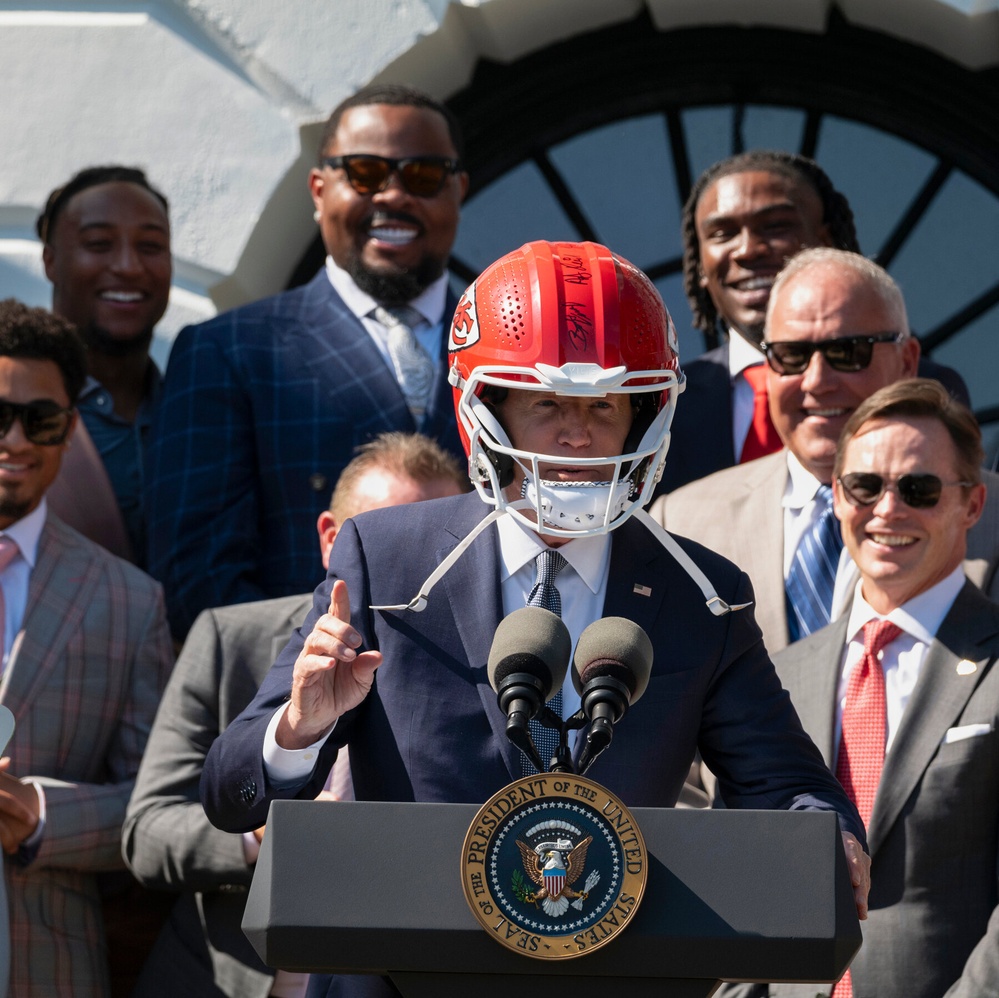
left=763, top=332, right=904, bottom=375
left=322, top=154, right=461, bottom=197
left=837, top=472, right=974, bottom=509
left=0, top=399, right=74, bottom=446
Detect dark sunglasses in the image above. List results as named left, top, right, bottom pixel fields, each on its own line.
left=321, top=154, right=461, bottom=197
left=0, top=399, right=74, bottom=446
left=837, top=472, right=974, bottom=509
left=762, top=332, right=904, bottom=375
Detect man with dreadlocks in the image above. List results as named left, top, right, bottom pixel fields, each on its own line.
left=657, top=150, right=967, bottom=494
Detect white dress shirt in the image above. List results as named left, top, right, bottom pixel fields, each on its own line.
left=496, top=513, right=612, bottom=731
left=836, top=565, right=965, bottom=754
left=324, top=256, right=448, bottom=369
left=781, top=452, right=829, bottom=577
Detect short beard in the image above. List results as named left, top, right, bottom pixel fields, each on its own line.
left=0, top=497, right=30, bottom=524
left=79, top=323, right=155, bottom=359
left=346, top=253, right=446, bottom=306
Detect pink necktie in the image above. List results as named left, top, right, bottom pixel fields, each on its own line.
left=0, top=536, right=21, bottom=665
left=739, top=364, right=782, bottom=463
left=831, top=618, right=902, bottom=998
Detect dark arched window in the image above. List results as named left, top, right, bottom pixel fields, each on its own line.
left=293, top=11, right=999, bottom=454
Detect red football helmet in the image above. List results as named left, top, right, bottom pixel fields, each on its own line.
left=447, top=240, right=684, bottom=537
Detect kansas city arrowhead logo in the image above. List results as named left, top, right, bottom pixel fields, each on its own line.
left=449, top=286, right=479, bottom=352
left=461, top=775, right=647, bottom=959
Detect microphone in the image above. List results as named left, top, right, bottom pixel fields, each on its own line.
left=572, top=617, right=653, bottom=775
left=488, top=607, right=571, bottom=772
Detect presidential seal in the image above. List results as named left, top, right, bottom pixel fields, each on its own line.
left=461, top=774, right=647, bottom=959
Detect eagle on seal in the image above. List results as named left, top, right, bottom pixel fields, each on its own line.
left=516, top=835, right=593, bottom=917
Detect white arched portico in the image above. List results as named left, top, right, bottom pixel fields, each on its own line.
left=0, top=0, right=995, bottom=364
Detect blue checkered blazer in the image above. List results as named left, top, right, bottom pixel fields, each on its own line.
left=145, top=270, right=463, bottom=638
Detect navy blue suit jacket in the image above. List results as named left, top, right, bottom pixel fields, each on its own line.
left=145, top=271, right=463, bottom=638
left=658, top=342, right=971, bottom=495
left=202, top=493, right=864, bottom=998
left=202, top=491, right=863, bottom=833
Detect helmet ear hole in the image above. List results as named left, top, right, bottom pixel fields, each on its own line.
left=469, top=393, right=516, bottom=489
left=624, top=393, right=660, bottom=454
left=477, top=448, right=515, bottom=490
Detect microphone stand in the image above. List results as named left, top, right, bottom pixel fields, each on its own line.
left=531, top=708, right=588, bottom=775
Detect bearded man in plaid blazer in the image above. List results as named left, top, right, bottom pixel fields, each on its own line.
left=145, top=84, right=469, bottom=641
left=0, top=300, right=173, bottom=997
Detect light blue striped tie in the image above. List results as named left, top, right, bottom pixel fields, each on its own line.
left=523, top=549, right=567, bottom=775
left=374, top=304, right=435, bottom=421
left=786, top=485, right=843, bottom=641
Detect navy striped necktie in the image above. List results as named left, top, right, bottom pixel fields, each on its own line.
left=523, top=549, right=567, bottom=775
left=786, top=485, right=843, bottom=641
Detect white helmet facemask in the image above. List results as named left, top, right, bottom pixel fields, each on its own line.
left=458, top=361, right=682, bottom=540
left=373, top=361, right=748, bottom=618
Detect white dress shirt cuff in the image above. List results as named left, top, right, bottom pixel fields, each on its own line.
left=262, top=702, right=336, bottom=786
left=242, top=831, right=261, bottom=866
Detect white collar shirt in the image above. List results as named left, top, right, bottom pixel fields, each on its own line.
left=781, top=452, right=829, bottom=577
left=495, top=513, right=612, bottom=733
left=324, top=255, right=449, bottom=369
left=837, top=565, right=964, bottom=754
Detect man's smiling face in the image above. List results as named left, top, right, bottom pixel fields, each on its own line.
left=309, top=103, right=467, bottom=304
left=695, top=169, right=831, bottom=344
left=43, top=181, right=171, bottom=351
left=834, top=415, right=985, bottom=613
left=765, top=262, right=919, bottom=483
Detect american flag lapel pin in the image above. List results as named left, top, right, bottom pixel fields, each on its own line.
left=633, top=584, right=652, bottom=597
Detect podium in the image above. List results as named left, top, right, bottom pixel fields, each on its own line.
left=244, top=800, right=861, bottom=998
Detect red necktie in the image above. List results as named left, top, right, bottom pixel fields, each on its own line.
left=831, top=618, right=902, bottom=998
left=739, top=364, right=782, bottom=463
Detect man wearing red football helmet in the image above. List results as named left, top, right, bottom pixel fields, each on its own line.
left=202, top=243, right=870, bottom=998
left=449, top=240, right=682, bottom=538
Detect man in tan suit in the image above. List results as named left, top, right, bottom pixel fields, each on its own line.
left=653, top=248, right=999, bottom=654
left=0, top=300, right=173, bottom=996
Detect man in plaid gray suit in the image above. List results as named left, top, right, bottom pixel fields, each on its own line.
left=145, top=83, right=469, bottom=641
left=0, top=300, right=173, bottom=997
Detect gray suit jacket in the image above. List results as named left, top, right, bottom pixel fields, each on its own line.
left=757, top=582, right=999, bottom=997
left=1, top=514, right=173, bottom=996
left=652, top=452, right=999, bottom=654
left=123, top=594, right=311, bottom=998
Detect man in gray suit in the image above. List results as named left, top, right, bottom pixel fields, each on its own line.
left=653, top=248, right=999, bottom=654
left=749, top=377, right=999, bottom=997
left=123, top=432, right=467, bottom=998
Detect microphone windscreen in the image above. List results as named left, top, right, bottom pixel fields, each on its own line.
left=487, top=606, right=571, bottom=695
left=572, top=617, right=653, bottom=703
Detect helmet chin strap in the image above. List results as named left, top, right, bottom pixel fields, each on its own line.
left=369, top=502, right=751, bottom=618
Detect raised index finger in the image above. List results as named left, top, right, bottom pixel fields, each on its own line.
left=330, top=578, right=351, bottom=622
